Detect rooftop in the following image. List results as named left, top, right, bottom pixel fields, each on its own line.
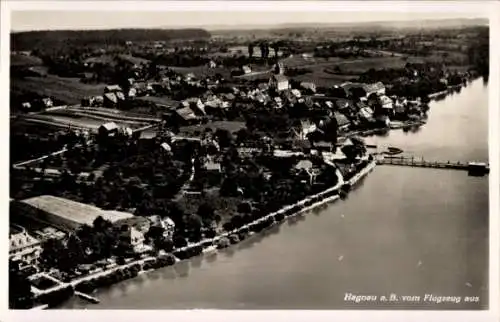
left=19, top=195, right=135, bottom=227
left=271, top=74, right=288, bottom=83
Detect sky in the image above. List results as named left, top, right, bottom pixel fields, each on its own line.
left=9, top=4, right=489, bottom=32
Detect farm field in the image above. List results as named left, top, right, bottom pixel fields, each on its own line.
left=286, top=56, right=407, bottom=86
left=137, top=96, right=179, bottom=108
left=10, top=118, right=64, bottom=136
left=62, top=107, right=162, bottom=122
left=169, top=66, right=232, bottom=79
left=19, top=108, right=156, bottom=132
left=10, top=53, right=43, bottom=67
left=84, top=54, right=150, bottom=66
left=11, top=75, right=107, bottom=104
left=179, top=121, right=247, bottom=136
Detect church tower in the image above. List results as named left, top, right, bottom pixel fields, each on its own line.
left=274, top=62, right=285, bottom=75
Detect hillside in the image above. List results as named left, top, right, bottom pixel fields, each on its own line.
left=210, top=18, right=488, bottom=36
left=10, top=28, right=212, bottom=51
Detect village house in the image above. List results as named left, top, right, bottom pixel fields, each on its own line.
left=104, top=84, right=123, bottom=94
left=291, top=89, right=302, bottom=99
left=185, top=73, right=196, bottom=81
left=394, top=97, right=407, bottom=115
left=147, top=215, right=176, bottom=240
left=181, top=98, right=206, bottom=116
left=118, top=224, right=146, bottom=253
left=258, top=83, right=269, bottom=92
left=42, top=98, right=54, bottom=109
left=128, top=87, right=137, bottom=98
left=375, top=114, right=391, bottom=127
left=208, top=60, right=217, bottom=69
left=9, top=224, right=42, bottom=268
left=133, top=82, right=148, bottom=96
left=379, top=95, right=393, bottom=108
left=328, top=85, right=348, bottom=98
left=313, top=141, right=335, bottom=153
left=300, top=82, right=317, bottom=93
left=340, top=82, right=367, bottom=98
left=273, top=97, right=283, bottom=109
left=357, top=102, right=375, bottom=123
left=98, top=122, right=119, bottom=137
left=160, top=142, right=173, bottom=154
left=363, top=82, right=386, bottom=97
left=334, top=111, right=351, bottom=132
left=269, top=74, right=289, bottom=92
left=274, top=62, right=286, bottom=75
left=294, top=119, right=317, bottom=140
left=103, top=92, right=119, bottom=108
left=294, top=160, right=319, bottom=185
left=93, top=95, right=104, bottom=106
left=242, top=65, right=252, bottom=74
left=174, top=106, right=199, bottom=126
left=334, top=98, right=356, bottom=113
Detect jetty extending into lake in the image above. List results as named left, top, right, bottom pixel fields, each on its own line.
left=377, top=155, right=489, bottom=176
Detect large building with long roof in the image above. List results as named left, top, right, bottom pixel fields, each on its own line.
left=12, top=195, right=148, bottom=233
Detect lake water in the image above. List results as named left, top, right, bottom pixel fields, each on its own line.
left=61, top=78, right=489, bottom=310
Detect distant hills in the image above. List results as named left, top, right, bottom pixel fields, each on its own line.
left=10, top=28, right=211, bottom=51
left=209, top=18, right=488, bottom=32
left=10, top=18, right=488, bottom=51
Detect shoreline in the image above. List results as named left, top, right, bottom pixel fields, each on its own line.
left=41, top=159, right=377, bottom=309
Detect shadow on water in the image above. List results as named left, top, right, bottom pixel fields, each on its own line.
left=174, top=260, right=190, bottom=278
left=159, top=266, right=177, bottom=280
left=205, top=252, right=218, bottom=263
left=191, top=255, right=203, bottom=269
left=269, top=224, right=281, bottom=235
left=223, top=247, right=235, bottom=258
left=149, top=271, right=161, bottom=280
left=410, top=126, right=421, bottom=133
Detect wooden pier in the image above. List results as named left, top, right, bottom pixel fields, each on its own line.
left=377, top=156, right=489, bottom=175
left=75, top=291, right=100, bottom=304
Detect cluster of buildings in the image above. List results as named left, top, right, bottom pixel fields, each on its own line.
left=9, top=195, right=177, bottom=270
left=21, top=97, right=54, bottom=111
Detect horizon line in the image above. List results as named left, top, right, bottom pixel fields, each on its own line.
left=10, top=17, right=489, bottom=33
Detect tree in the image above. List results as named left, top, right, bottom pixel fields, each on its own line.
left=146, top=225, right=165, bottom=242
left=237, top=201, right=252, bottom=215
left=214, top=128, right=234, bottom=148
left=40, top=238, right=66, bottom=270
left=248, top=44, right=254, bottom=59
left=197, top=203, right=215, bottom=220
left=173, top=234, right=188, bottom=248
left=9, top=261, right=34, bottom=309
left=186, top=214, right=203, bottom=234
left=271, top=42, right=279, bottom=57
left=259, top=43, right=266, bottom=59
